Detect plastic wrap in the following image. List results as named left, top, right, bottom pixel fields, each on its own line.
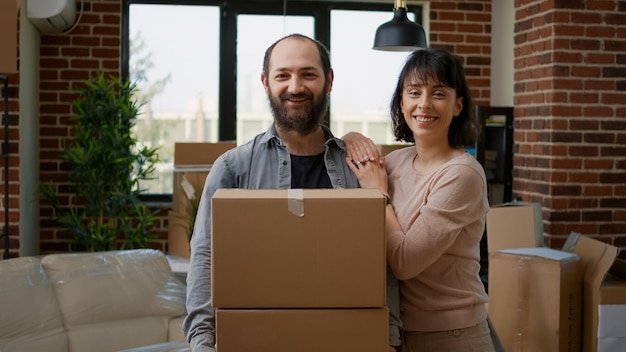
left=0, top=257, right=68, bottom=352
left=0, top=249, right=187, bottom=352
left=41, top=249, right=186, bottom=327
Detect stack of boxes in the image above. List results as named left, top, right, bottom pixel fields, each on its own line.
left=563, top=233, right=626, bottom=352
left=211, top=188, right=389, bottom=351
left=168, top=142, right=236, bottom=258
left=486, top=202, right=626, bottom=352
left=488, top=247, right=582, bottom=352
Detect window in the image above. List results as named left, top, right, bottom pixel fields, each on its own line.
left=329, top=10, right=414, bottom=144
left=123, top=0, right=424, bottom=196
left=236, top=15, right=314, bottom=145
left=128, top=4, right=219, bottom=194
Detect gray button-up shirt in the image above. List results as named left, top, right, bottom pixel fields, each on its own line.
left=183, top=124, right=401, bottom=351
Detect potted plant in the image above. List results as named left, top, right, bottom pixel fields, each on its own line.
left=40, top=72, right=160, bottom=251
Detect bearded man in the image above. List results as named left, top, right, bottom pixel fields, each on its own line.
left=183, top=33, right=401, bottom=352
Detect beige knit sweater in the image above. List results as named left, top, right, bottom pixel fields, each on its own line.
left=385, top=148, right=489, bottom=332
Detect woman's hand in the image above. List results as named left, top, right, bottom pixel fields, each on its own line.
left=343, top=132, right=382, bottom=165
left=346, top=154, right=389, bottom=196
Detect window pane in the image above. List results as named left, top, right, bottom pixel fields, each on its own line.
left=129, top=4, right=219, bottom=194
left=236, top=15, right=314, bottom=145
left=330, top=10, right=413, bottom=144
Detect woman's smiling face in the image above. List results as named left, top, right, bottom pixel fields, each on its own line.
left=400, top=75, right=463, bottom=143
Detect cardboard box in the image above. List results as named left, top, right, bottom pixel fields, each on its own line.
left=211, top=188, right=386, bottom=308
left=563, top=233, right=626, bottom=352
left=597, top=280, right=626, bottom=352
left=173, top=142, right=236, bottom=166
left=168, top=142, right=236, bottom=258
left=486, top=202, right=543, bottom=254
left=167, top=210, right=191, bottom=258
left=376, top=144, right=412, bottom=156
left=488, top=247, right=582, bottom=352
left=215, top=308, right=388, bottom=352
left=171, top=142, right=236, bottom=213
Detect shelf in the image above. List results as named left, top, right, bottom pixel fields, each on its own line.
left=475, top=106, right=513, bottom=205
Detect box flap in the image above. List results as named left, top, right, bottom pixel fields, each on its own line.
left=563, top=232, right=618, bottom=288
left=499, top=247, right=579, bottom=262
left=213, top=188, right=383, bottom=200
left=486, top=202, right=543, bottom=253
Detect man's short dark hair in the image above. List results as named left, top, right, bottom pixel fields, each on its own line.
left=262, top=33, right=332, bottom=81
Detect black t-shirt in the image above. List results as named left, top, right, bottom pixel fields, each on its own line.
left=290, top=152, right=332, bottom=188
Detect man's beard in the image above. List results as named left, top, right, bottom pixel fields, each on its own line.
left=268, top=88, right=329, bottom=136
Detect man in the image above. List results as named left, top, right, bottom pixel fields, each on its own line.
left=183, top=33, right=401, bottom=352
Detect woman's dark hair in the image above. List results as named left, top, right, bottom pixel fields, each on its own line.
left=262, top=33, right=331, bottom=81
left=390, top=48, right=481, bottom=147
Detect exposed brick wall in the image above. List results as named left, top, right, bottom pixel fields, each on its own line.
left=429, top=0, right=493, bottom=105
left=2, top=0, right=624, bottom=258
left=36, top=0, right=170, bottom=255
left=513, top=0, right=626, bottom=251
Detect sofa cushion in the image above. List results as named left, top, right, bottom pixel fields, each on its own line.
left=41, top=249, right=186, bottom=327
left=67, top=316, right=172, bottom=352
left=0, top=256, right=68, bottom=352
left=168, top=316, right=186, bottom=341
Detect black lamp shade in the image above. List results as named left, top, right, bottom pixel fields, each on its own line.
left=373, top=8, right=428, bottom=51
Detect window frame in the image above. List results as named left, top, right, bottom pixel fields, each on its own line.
left=121, top=0, right=423, bottom=200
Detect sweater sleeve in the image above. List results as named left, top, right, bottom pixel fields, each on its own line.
left=386, top=162, right=487, bottom=280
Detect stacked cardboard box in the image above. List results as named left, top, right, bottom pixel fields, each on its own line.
left=486, top=201, right=543, bottom=254
left=168, top=142, right=236, bottom=258
left=211, top=188, right=389, bottom=351
left=486, top=204, right=583, bottom=352
left=563, top=232, right=626, bottom=352
left=488, top=247, right=582, bottom=352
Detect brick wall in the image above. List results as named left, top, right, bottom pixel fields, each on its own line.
left=513, top=0, right=626, bottom=251
left=429, top=1, right=492, bottom=105
left=2, top=0, right=624, bottom=257
left=36, top=0, right=171, bottom=255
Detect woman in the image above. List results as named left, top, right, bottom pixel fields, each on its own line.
left=345, top=48, right=494, bottom=352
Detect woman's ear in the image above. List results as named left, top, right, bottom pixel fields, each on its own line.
left=454, top=97, right=463, bottom=117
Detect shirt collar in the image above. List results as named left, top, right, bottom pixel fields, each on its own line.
left=260, top=123, right=346, bottom=152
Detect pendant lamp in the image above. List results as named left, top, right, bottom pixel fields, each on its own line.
left=373, top=0, right=428, bottom=51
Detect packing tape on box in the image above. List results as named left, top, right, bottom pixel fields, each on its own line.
left=288, top=189, right=304, bottom=217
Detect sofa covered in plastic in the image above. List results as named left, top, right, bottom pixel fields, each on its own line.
left=0, top=249, right=187, bottom=352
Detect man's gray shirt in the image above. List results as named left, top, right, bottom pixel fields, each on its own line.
left=183, top=125, right=401, bottom=351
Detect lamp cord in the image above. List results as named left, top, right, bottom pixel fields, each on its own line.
left=282, top=0, right=288, bottom=35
